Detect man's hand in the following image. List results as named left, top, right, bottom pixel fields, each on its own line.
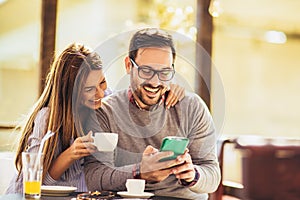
left=171, top=149, right=196, bottom=182
left=140, top=145, right=185, bottom=182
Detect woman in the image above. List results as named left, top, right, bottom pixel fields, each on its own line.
left=6, top=43, right=184, bottom=193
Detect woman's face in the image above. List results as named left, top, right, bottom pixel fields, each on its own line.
left=81, top=70, right=107, bottom=109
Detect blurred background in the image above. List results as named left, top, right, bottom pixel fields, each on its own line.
left=0, top=0, right=299, bottom=198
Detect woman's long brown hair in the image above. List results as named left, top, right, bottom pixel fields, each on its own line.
left=15, top=43, right=102, bottom=180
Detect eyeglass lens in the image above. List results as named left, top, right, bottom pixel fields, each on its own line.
left=131, top=59, right=174, bottom=81
left=139, top=67, right=174, bottom=81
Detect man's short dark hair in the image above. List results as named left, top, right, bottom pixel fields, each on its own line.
left=129, top=28, right=176, bottom=62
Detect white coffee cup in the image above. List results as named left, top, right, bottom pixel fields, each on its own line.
left=92, top=132, right=118, bottom=152
left=125, top=179, right=145, bottom=195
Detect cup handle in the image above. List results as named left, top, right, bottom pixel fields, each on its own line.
left=125, top=182, right=129, bottom=191
left=91, top=135, right=96, bottom=146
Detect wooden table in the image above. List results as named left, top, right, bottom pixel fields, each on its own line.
left=0, top=192, right=188, bottom=200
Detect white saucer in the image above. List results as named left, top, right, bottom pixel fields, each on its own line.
left=117, top=191, right=154, bottom=198
left=41, top=185, right=77, bottom=196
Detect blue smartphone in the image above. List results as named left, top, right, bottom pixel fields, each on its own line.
left=159, top=136, right=189, bottom=162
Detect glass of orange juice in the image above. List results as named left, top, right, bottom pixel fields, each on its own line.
left=22, top=152, right=43, bottom=199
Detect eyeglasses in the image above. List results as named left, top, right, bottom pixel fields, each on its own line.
left=130, top=59, right=175, bottom=81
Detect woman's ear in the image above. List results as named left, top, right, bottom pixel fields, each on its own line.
left=125, top=56, right=132, bottom=74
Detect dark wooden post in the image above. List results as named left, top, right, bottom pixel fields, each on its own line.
left=196, top=1, right=216, bottom=199
left=196, top=0, right=213, bottom=109
left=39, top=0, right=57, bottom=94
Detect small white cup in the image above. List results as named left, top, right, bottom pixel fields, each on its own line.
left=92, top=132, right=118, bottom=152
left=125, top=179, right=145, bottom=195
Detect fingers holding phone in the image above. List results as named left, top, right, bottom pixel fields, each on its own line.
left=139, top=137, right=192, bottom=182
left=172, top=150, right=196, bottom=182
left=158, top=137, right=195, bottom=182
left=159, top=136, right=189, bottom=161
left=140, top=145, right=183, bottom=182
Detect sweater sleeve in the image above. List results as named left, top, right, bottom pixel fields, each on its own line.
left=185, top=94, right=221, bottom=193
left=84, top=152, right=134, bottom=191
left=83, top=107, right=134, bottom=191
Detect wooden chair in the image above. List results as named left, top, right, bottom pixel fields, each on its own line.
left=234, top=136, right=300, bottom=200
left=210, top=136, right=300, bottom=200
left=209, top=138, right=243, bottom=200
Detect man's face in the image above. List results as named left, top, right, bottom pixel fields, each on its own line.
left=130, top=47, right=174, bottom=109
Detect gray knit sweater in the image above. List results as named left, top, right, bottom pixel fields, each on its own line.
left=84, top=89, right=221, bottom=200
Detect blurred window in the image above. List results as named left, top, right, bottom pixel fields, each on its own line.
left=1, top=0, right=299, bottom=153
left=0, top=0, right=41, bottom=151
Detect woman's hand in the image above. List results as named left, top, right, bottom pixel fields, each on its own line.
left=165, top=83, right=185, bottom=109
left=48, top=131, right=97, bottom=180
left=68, top=131, right=97, bottom=161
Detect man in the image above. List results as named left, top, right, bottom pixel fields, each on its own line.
left=84, top=28, right=221, bottom=200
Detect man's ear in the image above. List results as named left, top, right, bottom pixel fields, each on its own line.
left=125, top=56, right=132, bottom=74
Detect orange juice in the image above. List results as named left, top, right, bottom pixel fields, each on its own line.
left=24, top=181, right=41, bottom=195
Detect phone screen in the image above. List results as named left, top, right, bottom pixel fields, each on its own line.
left=159, top=136, right=189, bottom=162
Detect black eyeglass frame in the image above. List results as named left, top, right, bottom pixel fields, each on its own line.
left=130, top=58, right=175, bottom=81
